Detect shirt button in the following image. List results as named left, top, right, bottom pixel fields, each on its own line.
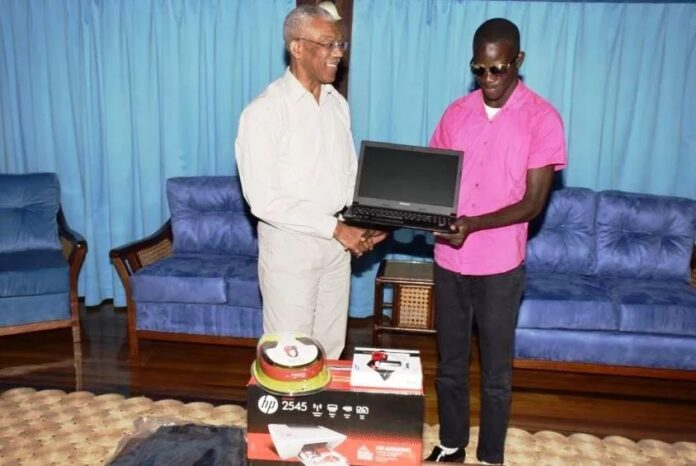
left=475, top=183, right=479, bottom=188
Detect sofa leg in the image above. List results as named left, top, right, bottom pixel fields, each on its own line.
left=71, top=320, right=82, bottom=344
left=126, top=297, right=140, bottom=357
left=129, top=334, right=140, bottom=357
left=72, top=341, right=84, bottom=391
left=70, top=314, right=84, bottom=390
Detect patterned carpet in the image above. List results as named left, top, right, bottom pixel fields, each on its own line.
left=0, top=387, right=694, bottom=465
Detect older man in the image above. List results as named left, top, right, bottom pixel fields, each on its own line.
left=235, top=6, right=384, bottom=359
left=425, top=18, right=567, bottom=464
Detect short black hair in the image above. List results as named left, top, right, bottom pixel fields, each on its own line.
left=473, top=18, right=520, bottom=54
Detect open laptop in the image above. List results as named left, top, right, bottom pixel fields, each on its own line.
left=342, top=140, right=463, bottom=233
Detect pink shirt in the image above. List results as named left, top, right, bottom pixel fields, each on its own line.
left=430, top=81, right=567, bottom=275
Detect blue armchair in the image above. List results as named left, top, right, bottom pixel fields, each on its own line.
left=0, top=173, right=87, bottom=346
left=110, top=176, right=262, bottom=356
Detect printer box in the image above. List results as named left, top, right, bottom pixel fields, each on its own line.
left=247, top=360, right=424, bottom=466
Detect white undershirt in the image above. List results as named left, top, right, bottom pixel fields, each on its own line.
left=484, top=103, right=502, bottom=120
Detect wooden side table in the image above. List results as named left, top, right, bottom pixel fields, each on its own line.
left=373, top=260, right=436, bottom=346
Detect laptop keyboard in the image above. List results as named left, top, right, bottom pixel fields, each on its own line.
left=352, top=206, right=451, bottom=227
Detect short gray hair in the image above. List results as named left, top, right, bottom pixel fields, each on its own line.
left=283, top=5, right=336, bottom=45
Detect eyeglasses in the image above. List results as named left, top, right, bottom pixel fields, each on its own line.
left=296, top=37, right=349, bottom=52
left=469, top=60, right=515, bottom=77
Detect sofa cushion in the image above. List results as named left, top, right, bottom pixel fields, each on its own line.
left=607, top=278, right=696, bottom=337
left=224, top=262, right=263, bottom=309
left=0, top=173, right=61, bottom=253
left=136, top=302, right=262, bottom=338
left=132, top=254, right=261, bottom=308
left=526, top=188, right=596, bottom=274
left=515, top=328, right=696, bottom=370
left=518, top=272, right=619, bottom=331
left=0, top=250, right=69, bottom=297
left=0, top=293, right=70, bottom=326
left=595, top=190, right=696, bottom=281
left=167, top=177, right=257, bottom=256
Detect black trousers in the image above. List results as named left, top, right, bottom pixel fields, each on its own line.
left=434, top=263, right=524, bottom=464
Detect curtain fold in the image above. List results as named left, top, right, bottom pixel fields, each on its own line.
left=347, top=0, right=696, bottom=317
left=0, top=0, right=294, bottom=306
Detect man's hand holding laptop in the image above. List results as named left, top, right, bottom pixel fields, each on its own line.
left=433, top=216, right=474, bottom=247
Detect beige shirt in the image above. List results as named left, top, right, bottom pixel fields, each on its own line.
left=235, top=69, right=357, bottom=239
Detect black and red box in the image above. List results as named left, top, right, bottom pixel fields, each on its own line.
left=247, top=360, right=424, bottom=466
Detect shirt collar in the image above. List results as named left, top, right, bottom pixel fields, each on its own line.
left=282, top=68, right=335, bottom=104
left=501, top=80, right=529, bottom=110
left=463, top=79, right=530, bottom=112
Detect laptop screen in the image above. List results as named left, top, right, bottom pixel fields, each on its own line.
left=355, top=141, right=463, bottom=213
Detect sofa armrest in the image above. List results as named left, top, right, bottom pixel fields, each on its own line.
left=109, top=220, right=173, bottom=279
left=57, top=207, right=88, bottom=278
left=109, top=220, right=172, bottom=356
left=57, top=207, right=88, bottom=321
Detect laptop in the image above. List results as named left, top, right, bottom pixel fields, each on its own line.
left=342, top=140, right=463, bottom=233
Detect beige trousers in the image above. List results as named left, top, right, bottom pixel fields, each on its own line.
left=257, top=222, right=350, bottom=359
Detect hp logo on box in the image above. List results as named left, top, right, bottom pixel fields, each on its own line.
left=258, top=395, right=279, bottom=414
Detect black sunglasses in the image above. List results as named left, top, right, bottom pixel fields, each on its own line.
left=469, top=60, right=515, bottom=77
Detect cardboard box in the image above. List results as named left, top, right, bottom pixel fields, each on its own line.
left=247, top=360, right=424, bottom=466
left=350, top=347, right=422, bottom=390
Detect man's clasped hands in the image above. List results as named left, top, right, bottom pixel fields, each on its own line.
left=333, top=221, right=388, bottom=257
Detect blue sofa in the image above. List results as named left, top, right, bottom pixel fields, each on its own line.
left=515, top=188, right=696, bottom=375
left=110, top=176, right=262, bottom=356
left=0, top=173, right=87, bottom=345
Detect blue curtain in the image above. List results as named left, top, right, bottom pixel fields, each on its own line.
left=0, top=0, right=294, bottom=306
left=347, top=0, right=696, bottom=317
left=3, top=0, right=694, bottom=316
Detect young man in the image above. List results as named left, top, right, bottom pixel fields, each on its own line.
left=425, top=18, right=567, bottom=464
left=235, top=6, right=385, bottom=360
